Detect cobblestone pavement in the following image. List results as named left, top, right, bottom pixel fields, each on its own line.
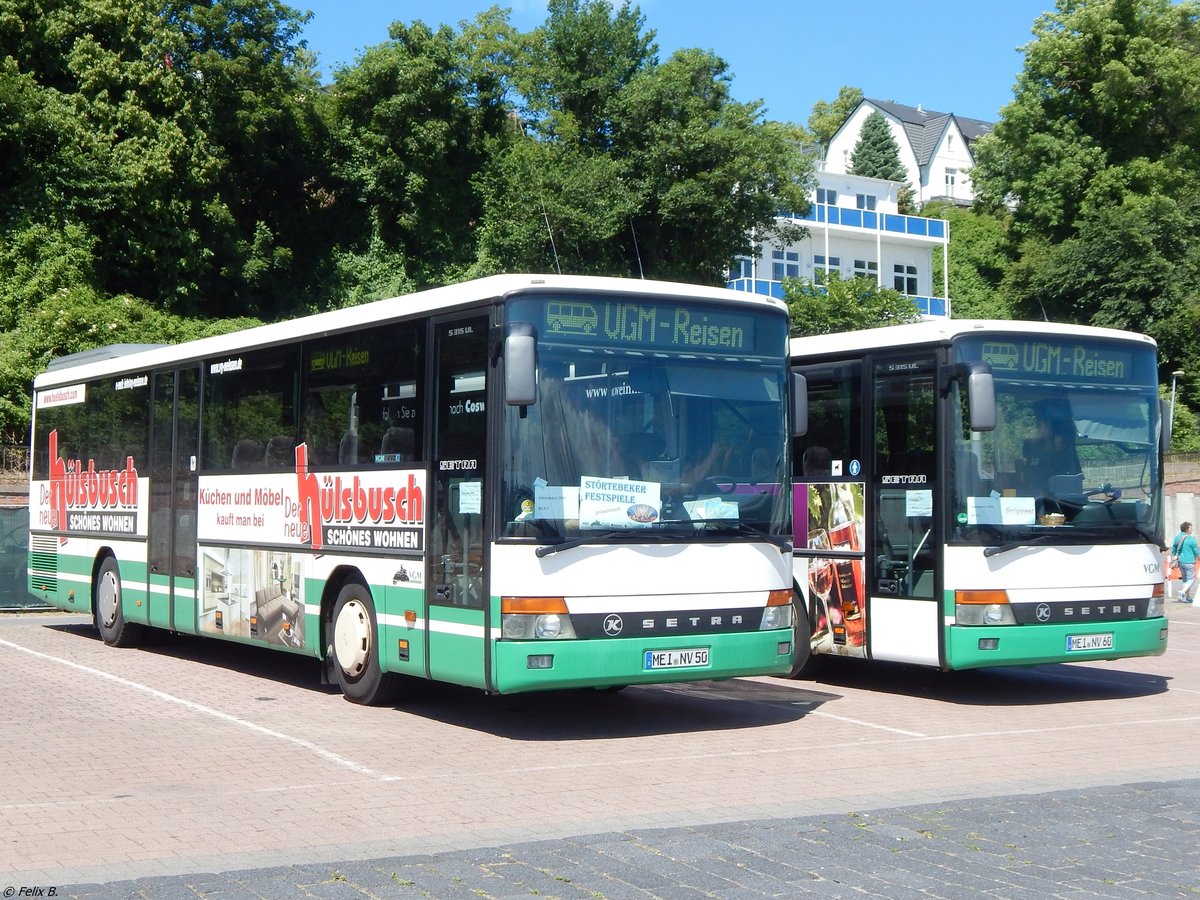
left=3, top=604, right=1196, bottom=899
left=26, top=778, right=1193, bottom=898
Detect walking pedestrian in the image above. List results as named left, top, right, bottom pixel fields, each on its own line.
left=1169, top=522, right=1199, bottom=603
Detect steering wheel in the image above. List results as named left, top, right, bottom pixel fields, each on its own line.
left=694, top=476, right=739, bottom=495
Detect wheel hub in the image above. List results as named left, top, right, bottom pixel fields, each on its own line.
left=332, top=598, right=370, bottom=677
left=97, top=571, right=119, bottom=628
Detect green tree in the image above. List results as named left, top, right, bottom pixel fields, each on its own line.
left=474, top=1, right=812, bottom=281
left=848, top=110, right=913, bottom=212
left=922, top=201, right=1012, bottom=319
left=320, top=13, right=514, bottom=289
left=971, top=0, right=1200, bottom=354
left=783, top=272, right=921, bottom=336
left=0, top=0, right=327, bottom=318
left=806, top=86, right=863, bottom=147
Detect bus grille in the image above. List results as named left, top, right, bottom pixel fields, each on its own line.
left=30, top=535, right=59, bottom=593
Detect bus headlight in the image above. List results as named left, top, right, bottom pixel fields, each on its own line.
left=955, top=589, right=1016, bottom=626
left=760, top=589, right=794, bottom=630
left=1146, top=582, right=1164, bottom=618
left=501, top=597, right=577, bottom=640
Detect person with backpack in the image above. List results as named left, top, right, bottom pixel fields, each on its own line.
left=1169, top=522, right=1200, bottom=603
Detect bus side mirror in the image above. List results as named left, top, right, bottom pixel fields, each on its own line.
left=791, top=371, right=808, bottom=437
left=505, top=323, right=537, bottom=407
left=1161, top=397, right=1172, bottom=452
left=967, top=370, right=996, bottom=432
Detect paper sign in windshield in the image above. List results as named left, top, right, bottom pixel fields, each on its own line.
left=578, top=476, right=661, bottom=528
left=967, top=494, right=1036, bottom=525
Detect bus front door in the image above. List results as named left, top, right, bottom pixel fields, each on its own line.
left=426, top=314, right=490, bottom=688
left=147, top=367, right=200, bottom=633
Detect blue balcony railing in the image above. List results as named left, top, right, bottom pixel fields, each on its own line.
left=778, top=204, right=947, bottom=240
left=726, top=278, right=948, bottom=318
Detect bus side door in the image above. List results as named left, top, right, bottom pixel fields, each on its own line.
left=147, top=367, right=200, bottom=633
left=426, top=314, right=490, bottom=688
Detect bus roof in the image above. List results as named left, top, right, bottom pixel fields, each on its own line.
left=789, top=318, right=1156, bottom=359
left=34, top=274, right=787, bottom=388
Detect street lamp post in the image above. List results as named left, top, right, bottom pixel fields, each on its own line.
left=1171, top=369, right=1185, bottom=433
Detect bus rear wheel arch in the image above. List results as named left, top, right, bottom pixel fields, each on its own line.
left=93, top=554, right=144, bottom=648
left=324, top=580, right=401, bottom=705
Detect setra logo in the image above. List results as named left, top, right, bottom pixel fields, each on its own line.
left=603, top=614, right=624, bottom=636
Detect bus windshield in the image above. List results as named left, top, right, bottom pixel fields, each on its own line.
left=949, top=333, right=1163, bottom=545
left=502, top=293, right=790, bottom=541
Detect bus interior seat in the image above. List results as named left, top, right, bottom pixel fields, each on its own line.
left=263, top=435, right=296, bottom=468
left=750, top=446, right=776, bottom=483
left=380, top=426, right=415, bottom=462
left=338, top=431, right=359, bottom=465
left=800, top=445, right=832, bottom=478
left=232, top=439, right=263, bottom=470
left=954, top=447, right=987, bottom=499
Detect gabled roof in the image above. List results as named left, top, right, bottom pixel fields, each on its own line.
left=863, top=99, right=995, bottom=166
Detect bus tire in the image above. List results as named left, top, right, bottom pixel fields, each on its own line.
left=327, top=582, right=400, bottom=705
left=784, top=594, right=823, bottom=679
left=93, top=555, right=144, bottom=648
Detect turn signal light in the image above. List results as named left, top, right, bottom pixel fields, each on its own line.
left=502, top=596, right=568, bottom=615
left=766, top=589, right=792, bottom=607
left=955, top=589, right=1010, bottom=605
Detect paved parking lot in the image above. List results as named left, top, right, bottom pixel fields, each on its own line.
left=1, top=602, right=1197, bottom=897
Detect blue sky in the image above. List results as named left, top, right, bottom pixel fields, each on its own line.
left=295, top=0, right=1057, bottom=125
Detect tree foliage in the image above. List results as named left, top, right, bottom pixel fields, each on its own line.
left=806, top=86, right=863, bottom=147
left=971, top=0, right=1200, bottom=377
left=0, top=0, right=816, bottom=441
left=783, top=272, right=921, bottom=336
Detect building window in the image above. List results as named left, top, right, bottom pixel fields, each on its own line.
left=731, top=258, right=753, bottom=279
left=945, top=168, right=957, bottom=194
left=855, top=194, right=877, bottom=211
left=853, top=259, right=878, bottom=279
left=815, top=254, right=841, bottom=283
left=771, top=250, right=799, bottom=280
left=894, top=263, right=918, bottom=295
left=816, top=188, right=838, bottom=206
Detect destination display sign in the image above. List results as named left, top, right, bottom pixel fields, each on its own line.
left=510, top=295, right=776, bottom=356
left=965, top=336, right=1148, bottom=385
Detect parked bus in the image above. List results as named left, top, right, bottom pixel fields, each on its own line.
left=29, top=274, right=799, bottom=703
left=788, top=319, right=1169, bottom=674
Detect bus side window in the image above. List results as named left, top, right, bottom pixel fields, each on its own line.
left=301, top=324, right=424, bottom=469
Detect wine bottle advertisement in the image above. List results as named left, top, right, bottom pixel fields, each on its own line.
left=794, top=481, right=867, bottom=655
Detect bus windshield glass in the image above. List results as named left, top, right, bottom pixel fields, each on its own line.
left=502, top=293, right=790, bottom=541
left=949, top=334, right=1163, bottom=544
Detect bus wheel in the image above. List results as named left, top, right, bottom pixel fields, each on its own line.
left=784, top=594, right=822, bottom=679
left=94, top=556, right=144, bottom=648
left=328, top=583, right=400, bottom=705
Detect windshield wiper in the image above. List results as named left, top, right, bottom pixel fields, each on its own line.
left=535, top=529, right=657, bottom=558
left=983, top=533, right=1062, bottom=558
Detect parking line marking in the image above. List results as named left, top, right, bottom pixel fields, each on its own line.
left=809, top=709, right=926, bottom=736
left=0, top=637, right=389, bottom=781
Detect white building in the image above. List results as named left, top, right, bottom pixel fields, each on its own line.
left=728, top=166, right=951, bottom=317
left=825, top=98, right=994, bottom=208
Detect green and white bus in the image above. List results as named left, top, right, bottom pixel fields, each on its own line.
left=789, top=319, right=1169, bottom=673
left=29, top=274, right=798, bottom=703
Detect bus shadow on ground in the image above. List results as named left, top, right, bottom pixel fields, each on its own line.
left=387, top=676, right=836, bottom=740
left=805, top=657, right=1169, bottom=705
left=47, top=620, right=835, bottom=738
left=49, top=621, right=339, bottom=695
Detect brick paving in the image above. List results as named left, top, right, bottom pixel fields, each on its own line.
left=1, top=603, right=1197, bottom=898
